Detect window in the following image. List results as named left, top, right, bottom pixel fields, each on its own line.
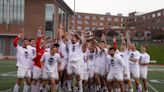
left=92, top=27, right=96, bottom=31
left=77, top=20, right=82, bottom=25
left=85, top=26, right=89, bottom=30
left=85, top=16, right=90, bottom=19
left=99, top=22, right=103, bottom=26
left=92, top=16, right=96, bottom=20
left=77, top=15, right=82, bottom=19
left=92, top=21, right=97, bottom=25
left=121, top=18, right=124, bottom=21
left=143, top=16, right=145, bottom=20
left=157, top=12, right=161, bottom=17
left=100, top=17, right=104, bottom=20
left=0, top=0, right=24, bottom=24
left=114, top=17, right=119, bottom=22
left=152, top=14, right=156, bottom=18
left=77, top=26, right=82, bottom=30
left=107, top=17, right=112, bottom=21
left=85, top=20, right=89, bottom=25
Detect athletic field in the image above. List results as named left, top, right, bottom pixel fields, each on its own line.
left=0, top=60, right=164, bottom=92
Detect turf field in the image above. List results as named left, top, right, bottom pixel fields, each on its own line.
left=0, top=60, right=164, bottom=92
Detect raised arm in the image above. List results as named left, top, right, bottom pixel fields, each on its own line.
left=13, top=30, right=24, bottom=47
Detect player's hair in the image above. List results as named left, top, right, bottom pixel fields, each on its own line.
left=100, top=40, right=105, bottom=43
left=141, top=44, right=147, bottom=49
left=51, top=44, right=60, bottom=49
left=23, top=38, right=29, bottom=41
left=29, top=38, right=35, bottom=42
left=109, top=47, right=116, bottom=51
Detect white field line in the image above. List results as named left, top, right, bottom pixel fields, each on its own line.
left=0, top=89, right=12, bottom=92
left=147, top=83, right=159, bottom=92
left=0, top=71, right=16, bottom=77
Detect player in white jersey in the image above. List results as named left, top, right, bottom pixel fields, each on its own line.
left=41, top=44, right=61, bottom=92
left=66, top=32, right=84, bottom=92
left=86, top=42, right=97, bottom=91
left=119, top=34, right=133, bottom=92
left=94, top=40, right=108, bottom=91
left=139, top=45, right=150, bottom=92
left=13, top=31, right=32, bottom=92
left=106, top=47, right=125, bottom=92
left=129, top=44, right=142, bottom=92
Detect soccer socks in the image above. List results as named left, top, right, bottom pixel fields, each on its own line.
left=31, top=84, right=37, bottom=92
left=78, top=80, right=83, bottom=92
left=13, top=84, right=19, bottom=92
left=114, top=88, right=121, bottom=92
left=67, top=80, right=72, bottom=91
left=137, top=83, right=142, bottom=92
left=23, top=83, right=30, bottom=92
left=129, top=88, right=134, bottom=92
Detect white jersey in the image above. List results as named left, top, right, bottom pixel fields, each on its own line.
left=128, top=50, right=141, bottom=67
left=16, top=45, right=32, bottom=68
left=96, top=47, right=107, bottom=68
left=41, top=52, right=61, bottom=73
left=59, top=40, right=68, bottom=60
left=27, top=45, right=36, bottom=60
left=106, top=54, right=125, bottom=73
left=87, top=50, right=96, bottom=68
left=68, top=41, right=83, bottom=62
left=139, top=53, right=150, bottom=71
left=82, top=51, right=88, bottom=71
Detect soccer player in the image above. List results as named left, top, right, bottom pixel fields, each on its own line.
left=106, top=47, right=125, bottom=92
left=13, top=31, right=32, bottom=92
left=31, top=28, right=46, bottom=92
left=66, top=31, right=84, bottom=92
left=129, top=44, right=142, bottom=92
left=41, top=44, right=61, bottom=92
left=139, top=45, right=150, bottom=92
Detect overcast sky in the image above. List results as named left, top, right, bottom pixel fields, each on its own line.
left=63, top=0, right=164, bottom=16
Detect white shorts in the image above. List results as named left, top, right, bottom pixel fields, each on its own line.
left=67, top=61, right=81, bottom=76
left=42, top=71, right=59, bottom=80
left=82, top=71, right=89, bottom=81
left=140, top=71, right=148, bottom=79
left=17, top=66, right=31, bottom=78
left=61, top=58, right=67, bottom=71
left=97, top=66, right=107, bottom=77
left=88, top=66, right=95, bottom=78
left=129, top=66, right=140, bottom=79
left=123, top=70, right=130, bottom=80
left=107, top=72, right=123, bottom=81
left=33, top=66, right=42, bottom=80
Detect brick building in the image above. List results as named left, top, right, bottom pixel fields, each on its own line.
left=0, top=0, right=73, bottom=57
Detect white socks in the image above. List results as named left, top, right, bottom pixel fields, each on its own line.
left=78, top=80, right=83, bottom=92
left=13, top=84, right=19, bottom=92
left=31, top=84, right=38, bottom=92
left=67, top=80, right=72, bottom=91
left=23, top=83, right=30, bottom=92
left=114, top=88, right=121, bottom=92
left=137, top=83, right=142, bottom=92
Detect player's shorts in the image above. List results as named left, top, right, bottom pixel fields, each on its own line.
left=42, top=71, right=59, bottom=80
left=17, top=66, right=31, bottom=78
left=123, top=70, right=130, bottom=80
left=88, top=65, right=95, bottom=78
left=107, top=72, right=123, bottom=81
left=140, top=71, right=147, bottom=79
left=61, top=58, right=67, bottom=71
left=82, top=71, right=89, bottom=81
left=32, top=66, right=42, bottom=80
left=129, top=66, right=140, bottom=79
left=67, top=61, right=81, bottom=76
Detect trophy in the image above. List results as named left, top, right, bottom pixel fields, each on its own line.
left=84, top=31, right=94, bottom=41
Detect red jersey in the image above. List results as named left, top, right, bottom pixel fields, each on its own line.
left=33, top=37, right=45, bottom=68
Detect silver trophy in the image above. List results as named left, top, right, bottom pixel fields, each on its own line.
left=84, top=31, right=94, bottom=41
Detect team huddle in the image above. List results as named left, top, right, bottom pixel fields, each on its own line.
left=13, top=25, right=150, bottom=92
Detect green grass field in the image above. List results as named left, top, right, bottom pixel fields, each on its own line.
left=0, top=60, right=164, bottom=92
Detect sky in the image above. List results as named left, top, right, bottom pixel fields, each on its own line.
left=64, top=0, right=164, bottom=16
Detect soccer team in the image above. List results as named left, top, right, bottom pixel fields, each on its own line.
left=12, top=25, right=150, bottom=92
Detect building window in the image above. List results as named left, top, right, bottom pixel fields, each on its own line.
left=45, top=4, right=54, bottom=38
left=0, top=0, right=24, bottom=24
left=121, top=18, right=124, bottom=21
left=85, top=20, right=89, bottom=25
left=92, top=27, right=96, bottom=31
left=143, top=16, right=145, bottom=20
left=85, top=15, right=90, bottom=19
left=100, top=17, right=104, bottom=20
left=85, top=26, right=89, bottom=30
left=157, top=12, right=161, bottom=17
left=77, top=15, right=82, bottom=19
left=114, top=17, right=119, bottom=22
left=77, top=26, right=82, bottom=30
left=152, top=14, right=156, bottom=18
left=107, top=17, right=112, bottom=21
left=92, top=21, right=97, bottom=25
left=92, top=16, right=96, bottom=20
left=77, top=20, right=82, bottom=25
left=99, top=22, right=103, bottom=26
